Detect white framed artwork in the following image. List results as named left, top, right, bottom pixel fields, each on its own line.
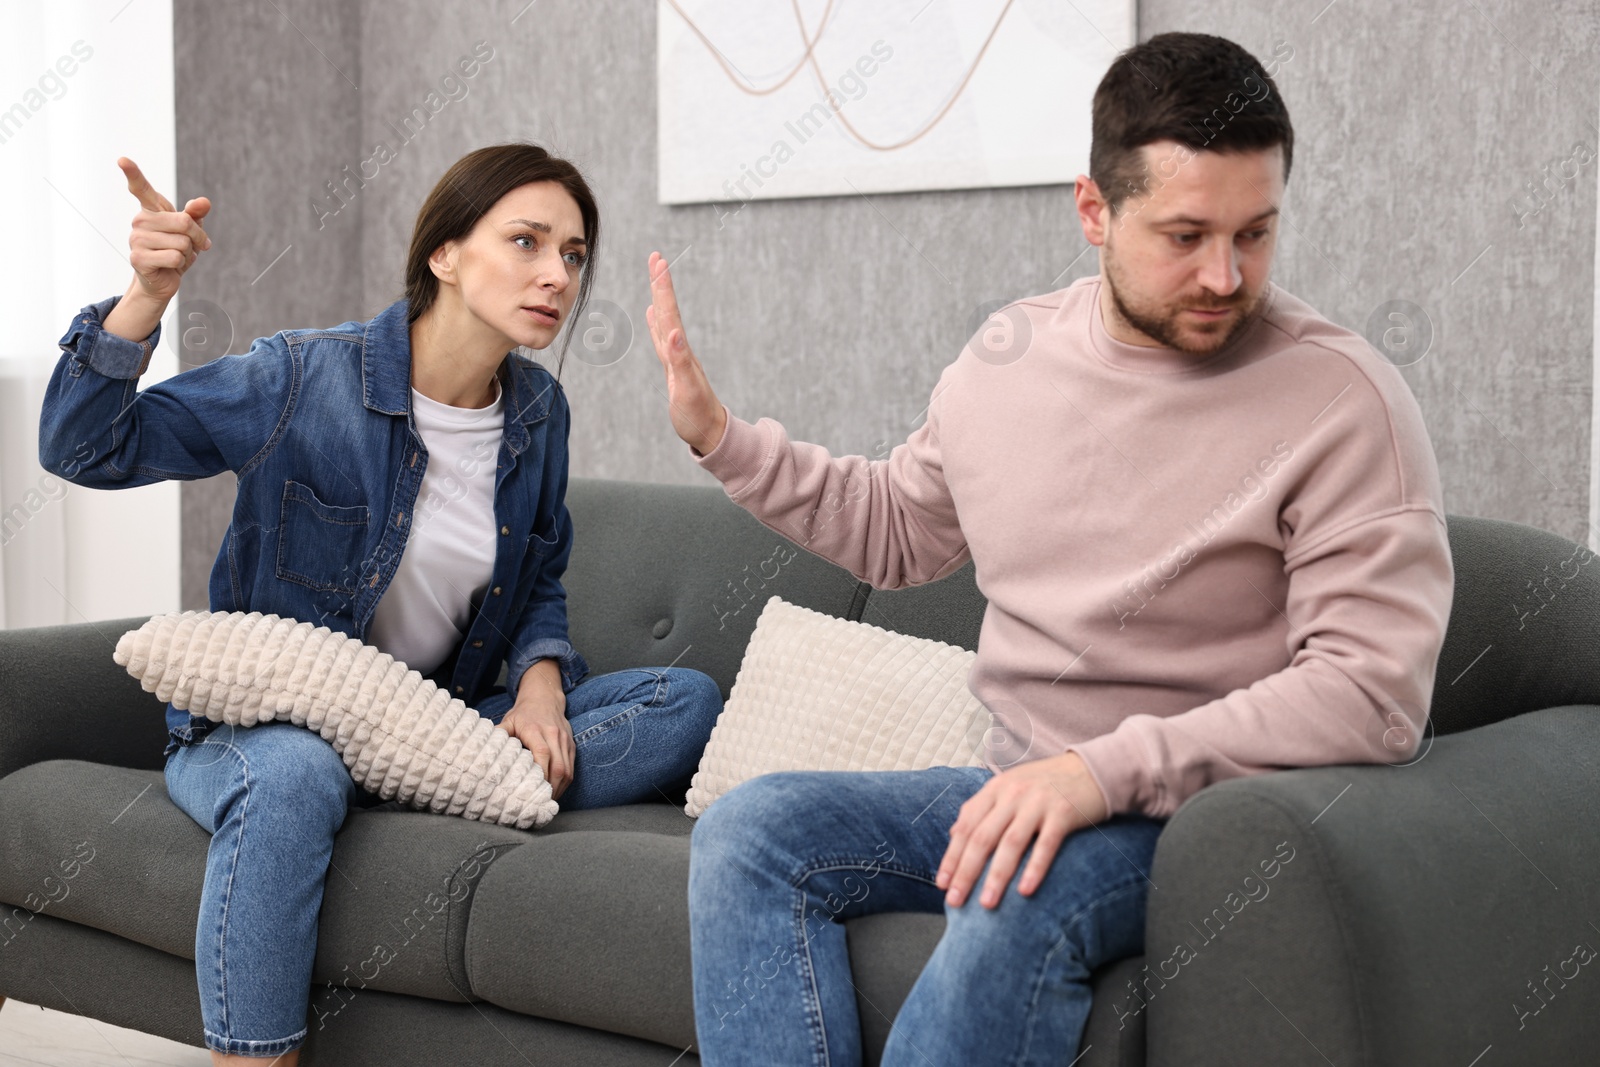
left=657, top=0, right=1137, bottom=205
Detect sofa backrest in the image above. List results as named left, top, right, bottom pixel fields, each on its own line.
left=1427, top=515, right=1599, bottom=734
left=562, top=476, right=985, bottom=697
left=2, top=481, right=1592, bottom=782
left=565, top=478, right=1600, bottom=734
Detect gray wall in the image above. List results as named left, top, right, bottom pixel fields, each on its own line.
left=175, top=0, right=363, bottom=605
left=175, top=0, right=1598, bottom=609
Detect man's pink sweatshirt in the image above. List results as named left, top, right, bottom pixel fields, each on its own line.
left=689, top=276, right=1454, bottom=818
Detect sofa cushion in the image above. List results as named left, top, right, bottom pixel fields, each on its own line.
left=0, top=764, right=200, bottom=961
left=0, top=760, right=1147, bottom=1062
left=843, top=912, right=946, bottom=1055
left=465, top=829, right=696, bottom=1047
left=466, top=830, right=1142, bottom=1063
left=0, top=759, right=534, bottom=1004
left=537, top=801, right=696, bottom=837
left=465, top=829, right=986, bottom=1058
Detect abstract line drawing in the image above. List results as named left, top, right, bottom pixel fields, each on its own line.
left=665, top=0, right=1017, bottom=153
left=657, top=0, right=1134, bottom=204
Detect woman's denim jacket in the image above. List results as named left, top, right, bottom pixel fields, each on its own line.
left=40, top=294, right=590, bottom=755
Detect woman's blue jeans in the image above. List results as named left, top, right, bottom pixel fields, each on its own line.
left=688, top=767, right=1166, bottom=1066
left=163, top=666, right=722, bottom=1057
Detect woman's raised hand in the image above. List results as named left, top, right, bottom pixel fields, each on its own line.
left=102, top=158, right=212, bottom=346
left=646, top=251, right=728, bottom=457
left=119, top=157, right=211, bottom=305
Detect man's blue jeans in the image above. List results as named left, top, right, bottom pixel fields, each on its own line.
left=164, top=666, right=722, bottom=1058
left=688, top=766, right=1166, bottom=1066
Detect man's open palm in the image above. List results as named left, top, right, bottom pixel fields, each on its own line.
left=645, top=251, right=727, bottom=457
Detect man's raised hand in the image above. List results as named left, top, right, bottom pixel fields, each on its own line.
left=646, top=251, right=727, bottom=457
left=119, top=156, right=211, bottom=304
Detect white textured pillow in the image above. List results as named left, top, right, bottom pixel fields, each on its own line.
left=684, top=596, right=991, bottom=817
left=115, top=611, right=558, bottom=829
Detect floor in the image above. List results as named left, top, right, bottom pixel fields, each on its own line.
left=0, top=998, right=210, bottom=1066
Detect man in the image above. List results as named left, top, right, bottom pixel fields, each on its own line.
left=646, top=31, right=1453, bottom=1065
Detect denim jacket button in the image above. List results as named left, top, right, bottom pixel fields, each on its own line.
left=492, top=586, right=502, bottom=596
left=500, top=525, right=510, bottom=535
left=472, top=639, right=484, bottom=648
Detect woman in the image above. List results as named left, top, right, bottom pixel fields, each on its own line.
left=38, top=143, right=723, bottom=1065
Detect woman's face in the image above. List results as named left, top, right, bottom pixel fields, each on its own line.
left=437, top=181, right=588, bottom=351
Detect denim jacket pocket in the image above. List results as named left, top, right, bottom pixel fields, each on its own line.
left=275, top=479, right=370, bottom=593
left=526, top=523, right=558, bottom=560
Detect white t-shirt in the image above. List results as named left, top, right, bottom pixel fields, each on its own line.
left=368, top=377, right=504, bottom=675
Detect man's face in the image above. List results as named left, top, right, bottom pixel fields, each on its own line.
left=1079, top=141, right=1284, bottom=355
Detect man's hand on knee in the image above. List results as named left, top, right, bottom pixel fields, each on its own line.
left=935, top=753, right=1111, bottom=909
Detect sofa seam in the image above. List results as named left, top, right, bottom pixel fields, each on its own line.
left=452, top=841, right=521, bottom=999
left=844, top=581, right=872, bottom=623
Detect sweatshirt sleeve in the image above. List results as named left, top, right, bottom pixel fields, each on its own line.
left=689, top=372, right=970, bottom=590
left=1067, top=504, right=1454, bottom=818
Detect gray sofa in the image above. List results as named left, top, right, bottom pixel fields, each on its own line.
left=2, top=476, right=1597, bottom=1066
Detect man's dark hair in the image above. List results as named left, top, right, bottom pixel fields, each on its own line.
left=1089, top=32, right=1294, bottom=216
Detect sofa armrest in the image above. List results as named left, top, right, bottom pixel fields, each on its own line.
left=0, top=616, right=170, bottom=780
left=1141, top=704, right=1600, bottom=1067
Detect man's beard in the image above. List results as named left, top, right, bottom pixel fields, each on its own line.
left=1103, top=247, right=1263, bottom=356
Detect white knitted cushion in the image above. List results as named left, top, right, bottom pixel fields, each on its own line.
left=684, top=596, right=991, bottom=817
left=114, top=611, right=558, bottom=829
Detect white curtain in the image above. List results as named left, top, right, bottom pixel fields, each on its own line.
left=0, top=1, right=180, bottom=629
